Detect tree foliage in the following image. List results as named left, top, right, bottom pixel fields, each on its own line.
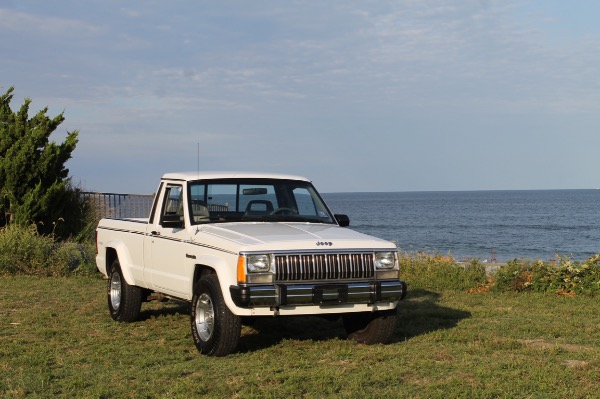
left=0, top=86, right=89, bottom=239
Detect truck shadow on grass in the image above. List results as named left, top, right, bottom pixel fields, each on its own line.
left=137, top=299, right=190, bottom=321
left=130, top=289, right=470, bottom=353
left=392, top=288, right=471, bottom=343
left=237, top=288, right=471, bottom=353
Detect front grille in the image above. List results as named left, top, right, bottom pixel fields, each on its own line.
left=275, top=252, right=375, bottom=282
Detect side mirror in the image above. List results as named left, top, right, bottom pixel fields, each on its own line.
left=161, top=214, right=183, bottom=228
left=334, top=214, right=350, bottom=227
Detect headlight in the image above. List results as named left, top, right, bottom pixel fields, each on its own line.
left=238, top=254, right=274, bottom=284
left=374, top=252, right=397, bottom=269
left=246, top=254, right=272, bottom=273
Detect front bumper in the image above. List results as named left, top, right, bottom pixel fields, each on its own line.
left=230, top=280, right=407, bottom=308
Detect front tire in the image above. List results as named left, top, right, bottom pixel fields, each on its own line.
left=342, top=309, right=398, bottom=344
left=107, top=259, right=142, bottom=322
left=191, top=274, right=241, bottom=356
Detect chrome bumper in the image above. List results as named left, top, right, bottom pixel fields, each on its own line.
left=230, top=280, right=407, bottom=308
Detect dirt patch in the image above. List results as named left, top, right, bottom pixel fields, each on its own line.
left=563, top=360, right=589, bottom=369
left=518, top=338, right=593, bottom=352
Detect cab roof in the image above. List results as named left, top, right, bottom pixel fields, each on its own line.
left=161, top=171, right=310, bottom=182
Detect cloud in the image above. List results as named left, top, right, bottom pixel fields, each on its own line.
left=0, top=7, right=104, bottom=36
left=4, top=0, right=600, bottom=192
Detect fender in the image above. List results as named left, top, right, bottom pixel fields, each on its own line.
left=191, top=252, right=246, bottom=314
left=105, top=239, right=144, bottom=287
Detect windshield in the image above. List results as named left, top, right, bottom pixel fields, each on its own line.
left=187, top=178, right=336, bottom=225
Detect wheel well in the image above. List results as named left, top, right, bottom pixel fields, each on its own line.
left=193, top=265, right=215, bottom=286
left=106, top=248, right=118, bottom=273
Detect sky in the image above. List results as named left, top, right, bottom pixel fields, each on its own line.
left=1, top=0, right=600, bottom=193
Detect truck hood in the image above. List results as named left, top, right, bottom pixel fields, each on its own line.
left=194, top=222, right=394, bottom=251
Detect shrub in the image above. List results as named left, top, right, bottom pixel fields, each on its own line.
left=0, top=224, right=96, bottom=276
left=492, top=255, right=600, bottom=296
left=398, top=251, right=600, bottom=297
left=399, top=251, right=487, bottom=291
left=1, top=86, right=91, bottom=239
left=491, top=259, right=537, bottom=292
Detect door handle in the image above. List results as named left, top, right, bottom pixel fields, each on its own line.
left=150, top=231, right=160, bottom=236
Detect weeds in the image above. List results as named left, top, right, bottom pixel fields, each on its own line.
left=1, top=223, right=599, bottom=297
left=0, top=223, right=96, bottom=276
left=493, top=255, right=600, bottom=296
left=400, top=250, right=600, bottom=297
left=399, top=251, right=488, bottom=292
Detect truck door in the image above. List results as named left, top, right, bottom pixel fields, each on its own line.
left=147, top=184, right=190, bottom=296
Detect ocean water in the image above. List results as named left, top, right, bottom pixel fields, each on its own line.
left=322, top=190, right=600, bottom=262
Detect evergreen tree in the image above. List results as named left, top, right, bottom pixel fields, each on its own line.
left=0, top=86, right=89, bottom=239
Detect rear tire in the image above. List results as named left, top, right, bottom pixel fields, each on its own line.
left=107, top=259, right=142, bottom=322
left=191, top=274, right=241, bottom=356
left=342, top=309, right=397, bottom=344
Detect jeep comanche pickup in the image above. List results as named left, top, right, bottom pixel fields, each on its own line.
left=96, top=172, right=407, bottom=356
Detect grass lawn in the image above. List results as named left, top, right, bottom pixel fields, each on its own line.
left=1, top=276, right=599, bottom=398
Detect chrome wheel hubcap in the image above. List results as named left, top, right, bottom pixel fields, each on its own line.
left=194, top=293, right=214, bottom=341
left=110, top=272, right=122, bottom=311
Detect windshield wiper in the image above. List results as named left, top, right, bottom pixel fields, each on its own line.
left=254, top=214, right=328, bottom=223
left=290, top=216, right=328, bottom=223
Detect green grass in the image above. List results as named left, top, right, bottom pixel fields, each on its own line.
left=2, top=276, right=599, bottom=398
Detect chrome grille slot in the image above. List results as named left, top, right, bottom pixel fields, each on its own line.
left=315, top=254, right=326, bottom=280
left=275, top=252, right=375, bottom=282
left=327, top=254, right=337, bottom=279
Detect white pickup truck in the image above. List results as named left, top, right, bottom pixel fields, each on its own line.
left=96, top=172, right=406, bottom=356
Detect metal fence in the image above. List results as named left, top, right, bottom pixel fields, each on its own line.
left=82, top=192, right=154, bottom=219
